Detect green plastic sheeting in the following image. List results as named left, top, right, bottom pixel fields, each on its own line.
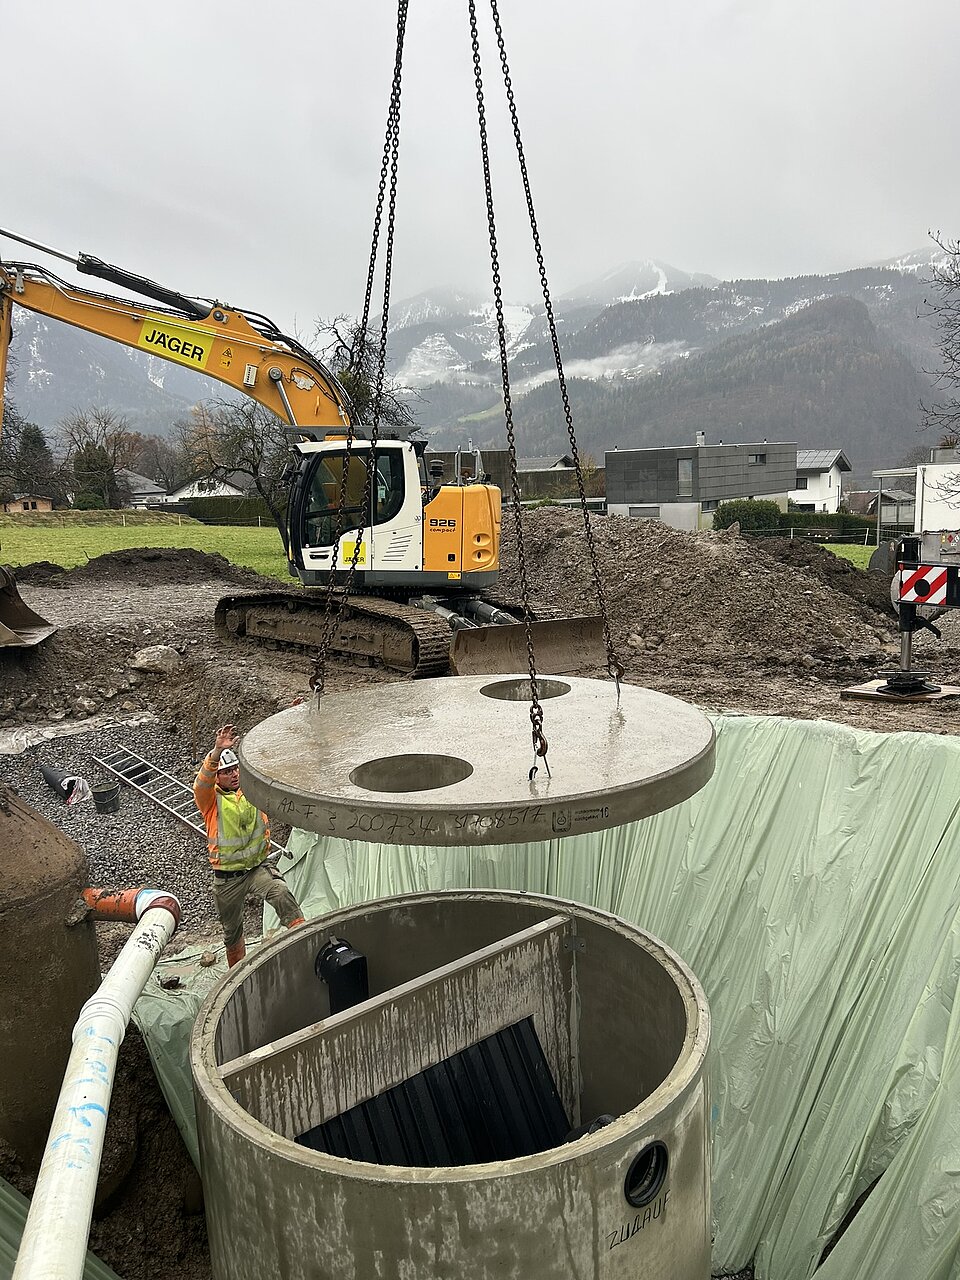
left=132, top=955, right=222, bottom=1171
left=136, top=713, right=960, bottom=1280
left=0, top=1177, right=121, bottom=1280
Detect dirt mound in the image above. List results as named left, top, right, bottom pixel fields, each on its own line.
left=751, top=537, right=893, bottom=616
left=12, top=560, right=67, bottom=585
left=498, top=508, right=895, bottom=681
left=22, top=547, right=269, bottom=590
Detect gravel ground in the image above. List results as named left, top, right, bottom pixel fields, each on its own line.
left=2, top=719, right=227, bottom=955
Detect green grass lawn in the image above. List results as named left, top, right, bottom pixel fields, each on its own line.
left=1, top=520, right=878, bottom=581
left=1, top=523, right=292, bottom=582
left=823, top=544, right=874, bottom=570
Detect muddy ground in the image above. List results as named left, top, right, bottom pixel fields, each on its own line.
left=1, top=512, right=957, bottom=1279
left=5, top=513, right=959, bottom=740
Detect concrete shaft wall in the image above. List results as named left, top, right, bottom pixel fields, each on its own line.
left=0, top=790, right=99, bottom=1169
left=192, top=891, right=711, bottom=1280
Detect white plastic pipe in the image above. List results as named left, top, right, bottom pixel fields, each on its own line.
left=13, top=890, right=180, bottom=1280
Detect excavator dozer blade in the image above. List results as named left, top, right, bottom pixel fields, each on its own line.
left=450, top=615, right=605, bottom=677
left=0, top=566, right=58, bottom=648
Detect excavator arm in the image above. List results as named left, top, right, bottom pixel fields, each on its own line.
left=0, top=236, right=601, bottom=676
left=0, top=243, right=355, bottom=649
left=0, top=255, right=353, bottom=436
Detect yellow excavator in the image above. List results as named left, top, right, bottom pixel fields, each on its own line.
left=0, top=240, right=599, bottom=673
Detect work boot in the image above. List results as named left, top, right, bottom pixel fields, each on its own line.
left=287, top=916, right=305, bottom=929
left=225, top=939, right=246, bottom=968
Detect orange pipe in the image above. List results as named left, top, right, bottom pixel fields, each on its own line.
left=81, top=887, right=145, bottom=922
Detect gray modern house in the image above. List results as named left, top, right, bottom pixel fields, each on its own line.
left=605, top=435, right=797, bottom=530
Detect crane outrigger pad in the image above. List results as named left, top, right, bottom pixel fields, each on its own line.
left=238, top=675, right=716, bottom=846
left=0, top=567, right=57, bottom=648
left=840, top=678, right=960, bottom=702
left=450, top=615, right=605, bottom=677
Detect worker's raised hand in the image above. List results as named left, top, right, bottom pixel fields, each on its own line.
left=215, top=724, right=238, bottom=752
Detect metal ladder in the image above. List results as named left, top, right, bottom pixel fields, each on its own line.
left=91, top=745, right=291, bottom=858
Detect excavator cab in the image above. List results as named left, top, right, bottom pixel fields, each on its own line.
left=288, top=437, right=505, bottom=601
left=289, top=440, right=426, bottom=587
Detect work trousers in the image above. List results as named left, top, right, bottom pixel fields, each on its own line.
left=211, top=861, right=301, bottom=948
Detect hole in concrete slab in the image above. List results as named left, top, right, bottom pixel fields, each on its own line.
left=479, top=678, right=572, bottom=702
left=350, top=754, right=474, bottom=793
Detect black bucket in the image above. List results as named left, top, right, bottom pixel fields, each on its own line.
left=92, top=781, right=121, bottom=815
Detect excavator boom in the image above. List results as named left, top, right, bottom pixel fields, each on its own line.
left=0, top=257, right=352, bottom=435
left=0, top=235, right=603, bottom=676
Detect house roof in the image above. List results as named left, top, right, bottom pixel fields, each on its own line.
left=518, top=455, right=575, bottom=471
left=796, top=449, right=852, bottom=473
left=7, top=493, right=52, bottom=502
left=843, top=490, right=873, bottom=513
left=166, top=471, right=252, bottom=498
left=117, top=468, right=166, bottom=494
left=846, top=487, right=915, bottom=510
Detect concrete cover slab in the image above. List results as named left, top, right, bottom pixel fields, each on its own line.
left=238, top=675, right=715, bottom=845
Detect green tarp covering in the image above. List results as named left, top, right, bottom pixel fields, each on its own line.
left=134, top=713, right=960, bottom=1280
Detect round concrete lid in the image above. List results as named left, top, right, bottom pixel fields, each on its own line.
left=238, top=675, right=715, bottom=845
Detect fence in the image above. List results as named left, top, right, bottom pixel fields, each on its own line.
left=737, top=526, right=879, bottom=545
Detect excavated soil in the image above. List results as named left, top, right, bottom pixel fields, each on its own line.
left=497, top=508, right=960, bottom=732
left=1, top=518, right=958, bottom=1279
left=17, top=546, right=267, bottom=589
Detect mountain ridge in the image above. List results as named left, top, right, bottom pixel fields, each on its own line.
left=5, top=249, right=948, bottom=469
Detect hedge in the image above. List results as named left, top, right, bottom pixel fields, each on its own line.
left=713, top=501, right=877, bottom=537
left=778, top=511, right=875, bottom=535
left=713, top=499, right=782, bottom=531
left=180, top=496, right=275, bottom=524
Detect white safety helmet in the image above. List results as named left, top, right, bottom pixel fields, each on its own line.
left=218, top=748, right=239, bottom=771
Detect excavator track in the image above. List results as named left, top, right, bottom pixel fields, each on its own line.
left=214, top=590, right=452, bottom=677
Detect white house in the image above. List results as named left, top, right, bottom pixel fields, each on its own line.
left=789, top=449, right=852, bottom=513
left=117, top=468, right=167, bottom=508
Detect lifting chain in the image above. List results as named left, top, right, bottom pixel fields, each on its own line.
left=311, top=0, right=408, bottom=698
left=486, top=0, right=624, bottom=698
left=468, top=0, right=549, bottom=775
left=468, top=0, right=625, bottom=770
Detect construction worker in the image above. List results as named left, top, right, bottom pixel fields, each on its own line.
left=193, top=722, right=304, bottom=967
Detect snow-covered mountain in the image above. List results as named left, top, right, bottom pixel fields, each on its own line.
left=3, top=253, right=947, bottom=471
left=386, top=290, right=539, bottom=387
left=386, top=260, right=713, bottom=388
left=870, top=247, right=949, bottom=275
left=559, top=260, right=719, bottom=307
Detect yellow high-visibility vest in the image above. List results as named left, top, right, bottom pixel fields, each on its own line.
left=213, top=790, right=267, bottom=871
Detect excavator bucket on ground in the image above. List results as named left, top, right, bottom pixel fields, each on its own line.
left=449, top=614, right=605, bottom=677
left=0, top=566, right=57, bottom=648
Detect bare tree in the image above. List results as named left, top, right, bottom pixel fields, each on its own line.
left=55, top=406, right=146, bottom=470
left=125, top=432, right=188, bottom=490
left=319, top=316, right=420, bottom=437
left=175, top=399, right=292, bottom=545
left=922, top=233, right=960, bottom=438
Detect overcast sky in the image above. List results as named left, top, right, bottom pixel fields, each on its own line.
left=4, top=0, right=959, bottom=336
